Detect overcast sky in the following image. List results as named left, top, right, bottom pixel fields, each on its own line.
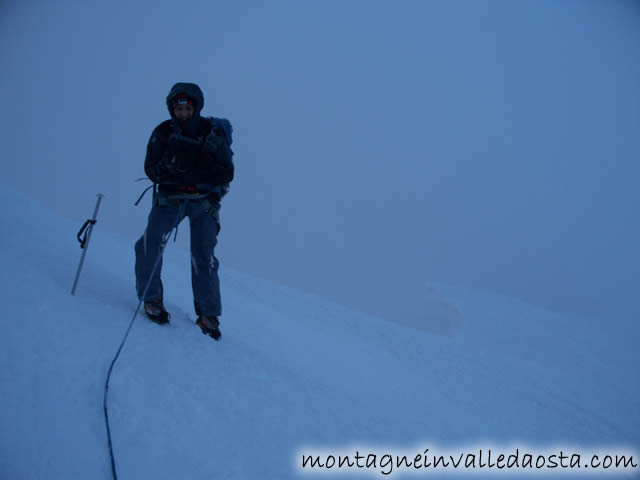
left=1, top=0, right=639, bottom=325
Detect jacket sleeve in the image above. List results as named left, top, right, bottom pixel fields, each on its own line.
left=197, top=128, right=235, bottom=185
left=144, top=124, right=174, bottom=183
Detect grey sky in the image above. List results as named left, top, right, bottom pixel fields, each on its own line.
left=1, top=0, right=638, bottom=324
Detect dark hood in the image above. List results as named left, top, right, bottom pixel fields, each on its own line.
left=166, top=82, right=204, bottom=119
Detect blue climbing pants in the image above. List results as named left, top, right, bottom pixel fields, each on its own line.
left=134, top=194, right=222, bottom=317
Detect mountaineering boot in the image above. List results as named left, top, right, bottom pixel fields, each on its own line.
left=196, top=315, right=221, bottom=340
left=144, top=299, right=170, bottom=324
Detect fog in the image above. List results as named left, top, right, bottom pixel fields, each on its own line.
left=2, top=0, right=638, bottom=325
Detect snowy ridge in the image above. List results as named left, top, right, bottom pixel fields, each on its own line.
left=0, top=186, right=638, bottom=479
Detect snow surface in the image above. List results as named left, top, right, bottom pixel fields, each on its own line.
left=0, top=185, right=638, bottom=480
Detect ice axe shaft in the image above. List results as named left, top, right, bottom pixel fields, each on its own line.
left=71, top=194, right=104, bottom=296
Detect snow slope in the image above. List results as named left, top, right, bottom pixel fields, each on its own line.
left=0, top=186, right=638, bottom=479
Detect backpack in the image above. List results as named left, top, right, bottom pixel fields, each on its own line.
left=205, top=116, right=234, bottom=199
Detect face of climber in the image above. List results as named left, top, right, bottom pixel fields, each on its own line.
left=173, top=103, right=194, bottom=121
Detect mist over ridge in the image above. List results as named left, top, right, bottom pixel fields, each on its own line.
left=1, top=0, right=638, bottom=324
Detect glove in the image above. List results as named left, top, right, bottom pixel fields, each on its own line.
left=203, top=132, right=227, bottom=154
left=146, top=131, right=184, bottom=181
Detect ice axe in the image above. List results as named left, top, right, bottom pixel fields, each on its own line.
left=71, top=193, right=104, bottom=295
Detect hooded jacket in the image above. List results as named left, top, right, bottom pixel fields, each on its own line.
left=145, top=82, right=234, bottom=192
